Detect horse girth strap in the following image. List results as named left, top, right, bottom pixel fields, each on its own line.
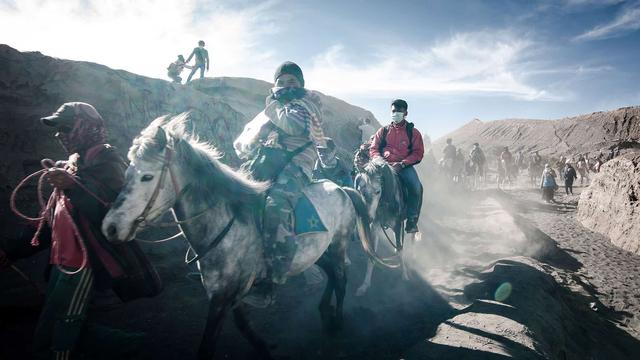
left=186, top=216, right=236, bottom=264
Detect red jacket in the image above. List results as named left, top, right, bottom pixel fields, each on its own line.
left=369, top=121, right=424, bottom=165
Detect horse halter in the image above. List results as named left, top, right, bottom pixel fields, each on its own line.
left=125, top=147, right=180, bottom=241
left=125, top=143, right=236, bottom=264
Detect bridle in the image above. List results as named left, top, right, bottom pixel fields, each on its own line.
left=124, top=145, right=235, bottom=263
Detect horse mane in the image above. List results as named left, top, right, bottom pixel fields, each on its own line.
left=129, top=112, right=269, bottom=206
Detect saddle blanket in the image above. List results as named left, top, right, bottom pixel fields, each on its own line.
left=294, top=191, right=327, bottom=235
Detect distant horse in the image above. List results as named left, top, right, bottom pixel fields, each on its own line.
left=497, top=159, right=515, bottom=188
left=102, top=114, right=389, bottom=359
left=353, top=158, right=414, bottom=296
left=528, top=160, right=543, bottom=188
left=576, top=159, right=590, bottom=186
left=469, top=153, right=486, bottom=190
left=439, top=157, right=455, bottom=182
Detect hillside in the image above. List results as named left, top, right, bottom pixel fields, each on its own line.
left=0, top=44, right=380, bottom=247
left=432, top=107, right=640, bottom=157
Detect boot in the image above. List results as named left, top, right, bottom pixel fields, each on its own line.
left=405, top=217, right=419, bottom=233
left=270, top=235, right=298, bottom=284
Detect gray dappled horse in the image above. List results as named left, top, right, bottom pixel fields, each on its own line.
left=101, top=114, right=387, bottom=359
left=353, top=157, right=416, bottom=296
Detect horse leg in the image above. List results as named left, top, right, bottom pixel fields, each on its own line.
left=232, top=304, right=273, bottom=359
left=356, top=230, right=378, bottom=296
left=332, top=248, right=347, bottom=330
left=198, top=298, right=229, bottom=360
left=316, top=255, right=336, bottom=333
left=396, top=223, right=410, bottom=281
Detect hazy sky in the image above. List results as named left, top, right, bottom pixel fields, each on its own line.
left=1, top=0, right=639, bottom=139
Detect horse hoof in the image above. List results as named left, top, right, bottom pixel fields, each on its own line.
left=355, top=285, right=368, bottom=297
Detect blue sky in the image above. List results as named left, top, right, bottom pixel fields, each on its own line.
left=1, top=0, right=639, bottom=139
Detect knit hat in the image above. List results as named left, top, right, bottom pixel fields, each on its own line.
left=274, top=61, right=304, bottom=87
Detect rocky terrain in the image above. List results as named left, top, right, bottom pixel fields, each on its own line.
left=578, top=152, right=640, bottom=255
left=0, top=44, right=377, bottom=241
left=432, top=107, right=640, bottom=157
left=2, top=44, right=640, bottom=359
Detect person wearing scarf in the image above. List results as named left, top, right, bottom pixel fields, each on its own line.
left=249, top=62, right=325, bottom=288
left=30, top=102, right=132, bottom=359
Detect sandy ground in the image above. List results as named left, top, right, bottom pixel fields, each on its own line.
left=1, top=174, right=640, bottom=359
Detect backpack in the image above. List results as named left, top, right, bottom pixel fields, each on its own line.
left=378, top=122, right=419, bottom=164
left=167, top=62, right=178, bottom=72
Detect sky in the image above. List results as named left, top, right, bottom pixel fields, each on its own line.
left=1, top=0, right=639, bottom=140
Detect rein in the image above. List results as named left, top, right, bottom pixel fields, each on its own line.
left=127, top=146, right=235, bottom=263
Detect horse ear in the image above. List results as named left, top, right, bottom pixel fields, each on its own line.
left=153, top=126, right=167, bottom=150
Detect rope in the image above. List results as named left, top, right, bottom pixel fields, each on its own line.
left=9, top=163, right=110, bottom=275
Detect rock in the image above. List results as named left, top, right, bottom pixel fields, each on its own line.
left=577, top=151, right=640, bottom=255
left=432, top=107, right=640, bottom=158
left=0, top=43, right=378, bottom=241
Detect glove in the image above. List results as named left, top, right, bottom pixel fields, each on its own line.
left=45, top=168, right=76, bottom=190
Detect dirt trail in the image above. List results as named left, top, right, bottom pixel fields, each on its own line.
left=2, top=181, right=640, bottom=359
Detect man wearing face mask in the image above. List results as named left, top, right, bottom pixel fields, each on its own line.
left=6, top=102, right=150, bottom=359
left=313, top=137, right=353, bottom=187
left=240, top=61, right=325, bottom=288
left=369, top=99, right=424, bottom=233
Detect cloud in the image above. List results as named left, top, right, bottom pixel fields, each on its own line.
left=565, top=0, right=624, bottom=7
left=305, top=31, right=553, bottom=101
left=574, top=2, right=640, bottom=41
left=0, top=0, right=282, bottom=81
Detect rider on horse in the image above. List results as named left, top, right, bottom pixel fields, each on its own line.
left=245, top=62, right=326, bottom=285
left=369, top=99, right=424, bottom=233
left=313, top=137, right=353, bottom=187
left=470, top=143, right=486, bottom=167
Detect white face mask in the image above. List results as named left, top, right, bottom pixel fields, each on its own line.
left=391, top=112, right=405, bottom=123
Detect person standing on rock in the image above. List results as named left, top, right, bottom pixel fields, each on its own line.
left=540, top=163, right=558, bottom=203
left=563, top=160, right=578, bottom=195
left=186, top=40, right=209, bottom=82
left=369, top=99, right=424, bottom=233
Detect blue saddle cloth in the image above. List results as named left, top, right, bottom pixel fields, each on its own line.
left=294, top=192, right=327, bottom=235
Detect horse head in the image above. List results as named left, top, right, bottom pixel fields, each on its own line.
left=103, top=119, right=180, bottom=243
left=355, top=157, right=399, bottom=222
left=103, top=113, right=268, bottom=243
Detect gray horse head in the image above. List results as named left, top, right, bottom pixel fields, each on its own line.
left=355, top=157, right=401, bottom=223
left=103, top=112, right=267, bottom=243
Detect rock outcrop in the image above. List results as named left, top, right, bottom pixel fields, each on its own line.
left=432, top=107, right=640, bottom=158
left=0, top=44, right=377, bottom=238
left=578, top=151, right=640, bottom=255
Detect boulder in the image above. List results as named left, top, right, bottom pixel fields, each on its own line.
left=578, top=151, right=640, bottom=254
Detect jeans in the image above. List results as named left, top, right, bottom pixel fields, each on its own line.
left=187, top=64, right=205, bottom=82
left=398, top=166, right=423, bottom=220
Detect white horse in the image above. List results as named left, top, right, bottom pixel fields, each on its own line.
left=101, top=114, right=387, bottom=359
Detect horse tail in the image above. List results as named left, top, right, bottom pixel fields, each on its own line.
left=342, top=187, right=400, bottom=269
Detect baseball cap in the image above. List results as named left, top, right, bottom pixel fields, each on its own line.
left=41, top=103, right=77, bottom=130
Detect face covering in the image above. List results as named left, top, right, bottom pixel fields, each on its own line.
left=271, top=86, right=306, bottom=104
left=391, top=112, right=405, bottom=124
